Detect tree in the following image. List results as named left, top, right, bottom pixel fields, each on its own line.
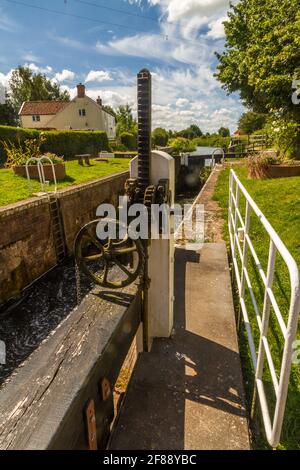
left=216, top=0, right=300, bottom=120
left=152, top=127, right=168, bottom=147
left=218, top=127, right=230, bottom=137
left=238, top=112, right=268, bottom=135
left=0, top=100, right=18, bottom=126
left=9, top=66, right=70, bottom=112
left=189, top=124, right=203, bottom=137
left=102, top=105, right=116, bottom=118
left=176, top=125, right=203, bottom=139
left=115, top=104, right=137, bottom=136
left=169, top=137, right=196, bottom=154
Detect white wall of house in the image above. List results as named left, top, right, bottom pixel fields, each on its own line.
left=46, top=96, right=107, bottom=131
left=0, top=84, right=6, bottom=104
left=20, top=114, right=55, bottom=129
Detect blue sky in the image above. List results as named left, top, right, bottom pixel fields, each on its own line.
left=0, top=0, right=244, bottom=132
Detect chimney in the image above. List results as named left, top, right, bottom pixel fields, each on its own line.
left=97, top=96, right=102, bottom=106
left=77, top=83, right=85, bottom=98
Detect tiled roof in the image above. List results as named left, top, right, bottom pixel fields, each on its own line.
left=19, top=101, right=69, bottom=116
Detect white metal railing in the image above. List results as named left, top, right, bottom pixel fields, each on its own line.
left=228, top=169, right=300, bottom=447
left=26, top=156, right=58, bottom=194
left=212, top=148, right=225, bottom=167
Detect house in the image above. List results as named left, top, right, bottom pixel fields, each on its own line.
left=18, top=84, right=116, bottom=139
left=0, top=83, right=5, bottom=105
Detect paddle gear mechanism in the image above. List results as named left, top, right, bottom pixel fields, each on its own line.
left=74, top=69, right=169, bottom=290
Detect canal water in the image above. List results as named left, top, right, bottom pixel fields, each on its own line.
left=0, top=259, right=94, bottom=386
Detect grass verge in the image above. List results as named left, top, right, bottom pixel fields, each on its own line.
left=213, top=165, right=300, bottom=450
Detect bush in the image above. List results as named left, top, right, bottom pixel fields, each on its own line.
left=120, top=132, right=137, bottom=151
left=0, top=125, right=39, bottom=165
left=192, top=135, right=232, bottom=149
left=247, top=152, right=280, bottom=179
left=41, top=130, right=109, bottom=159
left=169, top=137, right=196, bottom=154
left=266, top=116, right=300, bottom=160
left=152, top=128, right=168, bottom=147
left=0, top=125, right=109, bottom=164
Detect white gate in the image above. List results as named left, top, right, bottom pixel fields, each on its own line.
left=228, top=169, right=300, bottom=447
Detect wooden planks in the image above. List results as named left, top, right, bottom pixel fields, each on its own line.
left=0, top=284, right=141, bottom=450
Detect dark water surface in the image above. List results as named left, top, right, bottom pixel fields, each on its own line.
left=0, top=258, right=93, bottom=386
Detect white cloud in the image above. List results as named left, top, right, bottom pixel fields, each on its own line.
left=0, top=8, right=20, bottom=32
left=176, top=98, right=189, bottom=107
left=85, top=70, right=113, bottom=83
left=25, top=63, right=53, bottom=74
left=54, top=69, right=76, bottom=82
left=0, top=70, right=13, bottom=89
left=22, top=52, right=41, bottom=63
left=207, top=16, right=226, bottom=39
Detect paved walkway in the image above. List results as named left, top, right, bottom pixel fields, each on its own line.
left=109, top=243, right=250, bottom=450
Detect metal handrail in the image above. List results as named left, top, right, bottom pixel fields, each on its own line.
left=26, top=156, right=58, bottom=194
left=212, top=148, right=225, bottom=167
left=228, top=169, right=300, bottom=447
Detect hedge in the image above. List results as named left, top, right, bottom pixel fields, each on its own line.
left=0, top=126, right=109, bottom=164
left=120, top=132, right=137, bottom=151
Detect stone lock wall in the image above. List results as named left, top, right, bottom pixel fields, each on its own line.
left=0, top=171, right=128, bottom=304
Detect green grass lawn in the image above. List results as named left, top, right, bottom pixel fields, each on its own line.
left=214, top=166, right=300, bottom=450
left=0, top=158, right=130, bottom=207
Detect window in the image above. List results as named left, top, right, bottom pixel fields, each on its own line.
left=32, top=115, right=40, bottom=122
left=79, top=109, right=86, bottom=117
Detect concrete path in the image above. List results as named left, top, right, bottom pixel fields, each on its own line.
left=109, top=243, right=250, bottom=450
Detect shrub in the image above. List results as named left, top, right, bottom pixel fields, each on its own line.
left=192, top=135, right=232, bottom=150
left=3, top=135, right=63, bottom=167
left=41, top=130, right=109, bottom=159
left=152, top=128, right=168, bottom=147
left=120, top=132, right=137, bottom=151
left=266, top=116, right=300, bottom=160
left=0, top=125, right=39, bottom=165
left=0, top=126, right=109, bottom=164
left=247, top=152, right=280, bottom=179
left=169, top=137, right=196, bottom=154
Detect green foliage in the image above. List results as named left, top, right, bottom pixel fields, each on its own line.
left=3, top=133, right=45, bottom=167
left=115, top=104, right=137, bottom=136
left=192, top=134, right=232, bottom=149
left=176, top=125, right=203, bottom=139
left=110, top=141, right=128, bottom=152
left=152, top=127, right=168, bottom=147
left=216, top=0, right=300, bottom=118
left=0, top=101, right=18, bottom=126
left=0, top=125, right=109, bottom=164
left=238, top=112, right=268, bottom=135
left=120, top=131, right=137, bottom=151
left=246, top=152, right=280, bottom=179
left=218, top=127, right=230, bottom=137
left=41, top=130, right=109, bottom=159
left=102, top=105, right=116, bottom=118
left=265, top=116, right=300, bottom=159
left=169, top=137, right=196, bottom=154
left=9, top=66, right=70, bottom=112
left=216, top=0, right=300, bottom=156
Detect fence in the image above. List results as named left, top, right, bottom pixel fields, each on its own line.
left=228, top=169, right=300, bottom=447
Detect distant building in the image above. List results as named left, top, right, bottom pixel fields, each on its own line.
left=0, top=83, right=5, bottom=105
left=18, top=83, right=116, bottom=139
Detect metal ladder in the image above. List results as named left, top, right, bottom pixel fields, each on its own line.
left=49, top=195, right=67, bottom=263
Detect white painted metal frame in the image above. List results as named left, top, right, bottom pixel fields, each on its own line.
left=228, top=169, right=300, bottom=447
left=26, top=156, right=58, bottom=194
left=212, top=148, right=225, bottom=167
